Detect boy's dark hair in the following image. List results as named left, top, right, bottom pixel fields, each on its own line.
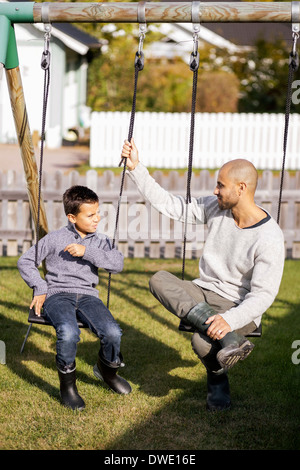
left=63, top=186, right=99, bottom=216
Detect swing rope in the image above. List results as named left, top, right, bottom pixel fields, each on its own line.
left=35, top=25, right=51, bottom=267
left=179, top=22, right=298, bottom=338
left=182, top=20, right=200, bottom=281
left=20, top=25, right=52, bottom=353
left=277, top=29, right=299, bottom=225
left=107, top=17, right=146, bottom=308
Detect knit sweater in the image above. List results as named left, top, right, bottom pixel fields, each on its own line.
left=17, top=221, right=124, bottom=299
left=127, top=163, right=285, bottom=331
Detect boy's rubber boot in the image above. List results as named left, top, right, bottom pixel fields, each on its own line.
left=186, top=302, right=254, bottom=372
left=93, top=352, right=132, bottom=395
left=206, top=370, right=231, bottom=411
left=57, top=361, right=85, bottom=411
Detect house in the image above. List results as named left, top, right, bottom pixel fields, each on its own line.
left=0, top=1, right=292, bottom=149
left=151, top=0, right=292, bottom=60
left=0, top=0, right=102, bottom=148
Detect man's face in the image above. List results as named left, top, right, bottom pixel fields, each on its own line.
left=213, top=168, right=240, bottom=211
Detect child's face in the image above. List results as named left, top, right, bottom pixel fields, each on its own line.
left=67, top=202, right=100, bottom=238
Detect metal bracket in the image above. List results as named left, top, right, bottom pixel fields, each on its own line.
left=191, top=0, right=201, bottom=36
left=41, top=2, right=51, bottom=25
left=137, top=1, right=147, bottom=35
left=190, top=1, right=201, bottom=71
left=291, top=1, right=300, bottom=63
left=135, top=1, right=147, bottom=70
left=41, top=21, right=52, bottom=71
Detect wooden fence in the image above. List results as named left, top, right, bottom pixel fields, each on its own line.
left=90, top=112, right=300, bottom=170
left=0, top=168, right=300, bottom=259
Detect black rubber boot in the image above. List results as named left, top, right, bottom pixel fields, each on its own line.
left=57, top=361, right=85, bottom=411
left=191, top=332, right=225, bottom=375
left=217, top=332, right=254, bottom=371
left=186, top=302, right=254, bottom=372
left=206, top=370, right=231, bottom=411
left=191, top=333, right=231, bottom=410
left=93, top=352, right=132, bottom=395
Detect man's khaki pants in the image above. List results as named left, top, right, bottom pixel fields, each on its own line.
left=149, top=270, right=256, bottom=371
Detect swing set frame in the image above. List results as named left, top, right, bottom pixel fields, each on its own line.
left=2, top=2, right=298, bottom=351
left=0, top=1, right=299, bottom=238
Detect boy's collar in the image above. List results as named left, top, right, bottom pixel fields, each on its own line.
left=67, top=220, right=96, bottom=239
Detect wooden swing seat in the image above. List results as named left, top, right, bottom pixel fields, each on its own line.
left=20, top=309, right=88, bottom=353
left=178, top=319, right=262, bottom=338
left=27, top=308, right=88, bottom=328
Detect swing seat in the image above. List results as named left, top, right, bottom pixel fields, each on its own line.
left=178, top=319, right=262, bottom=338
left=20, top=308, right=89, bottom=353
left=27, top=308, right=88, bottom=328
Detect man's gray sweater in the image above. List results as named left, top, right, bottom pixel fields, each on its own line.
left=127, top=163, right=285, bottom=331
left=17, top=221, right=124, bottom=299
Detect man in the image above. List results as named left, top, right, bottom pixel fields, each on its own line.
left=121, top=139, right=285, bottom=411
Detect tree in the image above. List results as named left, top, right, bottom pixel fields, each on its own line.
left=197, top=70, right=240, bottom=112
left=49, top=0, right=299, bottom=113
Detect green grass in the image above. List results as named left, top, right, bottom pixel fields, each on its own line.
left=0, top=257, right=300, bottom=450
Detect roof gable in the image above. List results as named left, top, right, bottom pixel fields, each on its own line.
left=5, top=0, right=102, bottom=54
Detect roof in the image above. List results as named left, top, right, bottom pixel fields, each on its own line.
left=203, top=20, right=291, bottom=47
left=51, top=23, right=102, bottom=49
left=6, top=0, right=102, bottom=53
left=162, top=0, right=293, bottom=47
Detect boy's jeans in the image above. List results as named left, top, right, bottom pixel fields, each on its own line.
left=43, top=293, right=122, bottom=368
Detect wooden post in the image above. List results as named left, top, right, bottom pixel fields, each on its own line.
left=6, top=65, right=49, bottom=241
left=0, top=16, right=49, bottom=243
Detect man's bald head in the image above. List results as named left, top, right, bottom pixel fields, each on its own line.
left=219, top=159, right=258, bottom=195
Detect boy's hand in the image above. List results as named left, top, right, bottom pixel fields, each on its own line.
left=30, top=294, right=46, bottom=316
left=121, top=138, right=139, bottom=170
left=64, top=244, right=86, bottom=257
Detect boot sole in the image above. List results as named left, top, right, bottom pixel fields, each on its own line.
left=216, top=340, right=255, bottom=371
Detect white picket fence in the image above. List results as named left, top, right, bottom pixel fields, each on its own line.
left=90, top=111, right=300, bottom=170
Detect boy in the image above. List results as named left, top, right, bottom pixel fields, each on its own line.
left=18, top=185, right=131, bottom=411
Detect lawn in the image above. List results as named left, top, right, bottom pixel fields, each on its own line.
left=0, top=256, right=299, bottom=451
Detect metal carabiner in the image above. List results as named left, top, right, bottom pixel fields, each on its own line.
left=190, top=29, right=200, bottom=71
left=289, top=31, right=300, bottom=71
left=135, top=50, right=144, bottom=71
left=135, top=19, right=146, bottom=71
left=190, top=1, right=200, bottom=72
left=41, top=24, right=52, bottom=70
left=292, top=31, right=299, bottom=57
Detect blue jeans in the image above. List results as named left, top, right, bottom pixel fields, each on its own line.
left=43, top=293, right=122, bottom=368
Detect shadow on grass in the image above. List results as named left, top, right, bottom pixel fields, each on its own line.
left=105, top=297, right=300, bottom=450
left=0, top=264, right=196, bottom=406
left=1, top=259, right=300, bottom=449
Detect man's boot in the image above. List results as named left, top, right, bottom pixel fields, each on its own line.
left=186, top=301, right=254, bottom=372
left=191, top=333, right=231, bottom=411
left=57, top=361, right=85, bottom=411
left=93, top=351, right=132, bottom=395
left=206, top=370, right=231, bottom=411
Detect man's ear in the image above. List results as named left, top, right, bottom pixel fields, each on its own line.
left=67, top=213, right=76, bottom=224
left=239, top=182, right=247, bottom=195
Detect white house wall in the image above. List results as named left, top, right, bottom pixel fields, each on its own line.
left=0, top=25, right=43, bottom=144
left=0, top=24, right=87, bottom=148
left=62, top=54, right=88, bottom=137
